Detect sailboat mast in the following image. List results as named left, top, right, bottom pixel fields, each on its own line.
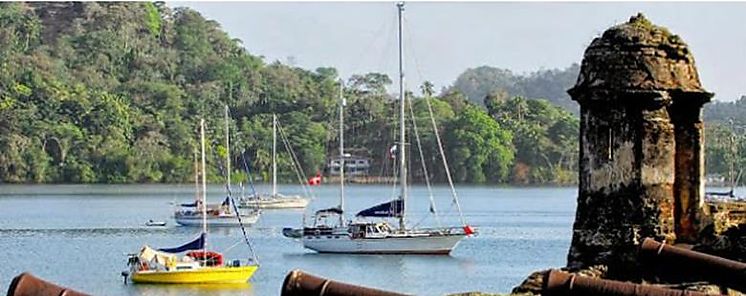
left=194, top=150, right=199, bottom=201
left=272, top=114, right=278, bottom=196
left=200, top=119, right=207, bottom=235
left=397, top=2, right=407, bottom=230
left=339, top=80, right=346, bottom=226
left=225, top=106, right=231, bottom=193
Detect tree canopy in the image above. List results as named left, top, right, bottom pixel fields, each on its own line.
left=16, top=2, right=741, bottom=186
left=448, top=64, right=580, bottom=113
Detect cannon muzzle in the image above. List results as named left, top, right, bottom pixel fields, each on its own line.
left=7, top=272, right=88, bottom=296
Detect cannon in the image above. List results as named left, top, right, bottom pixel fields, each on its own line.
left=543, top=270, right=710, bottom=296
left=639, top=237, right=746, bottom=292
left=6, top=273, right=88, bottom=296
left=281, top=269, right=409, bottom=296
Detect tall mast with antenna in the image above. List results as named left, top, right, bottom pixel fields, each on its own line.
left=397, top=2, right=407, bottom=231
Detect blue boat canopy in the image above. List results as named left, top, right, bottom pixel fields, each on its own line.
left=356, top=199, right=403, bottom=217
left=158, top=233, right=206, bottom=253
left=180, top=201, right=198, bottom=207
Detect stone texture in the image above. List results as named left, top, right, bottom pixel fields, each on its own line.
left=569, top=13, right=704, bottom=95
left=566, top=13, right=712, bottom=277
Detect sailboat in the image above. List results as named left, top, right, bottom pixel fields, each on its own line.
left=175, top=109, right=261, bottom=227
left=125, top=118, right=259, bottom=284
left=283, top=2, right=474, bottom=254
left=238, top=114, right=310, bottom=209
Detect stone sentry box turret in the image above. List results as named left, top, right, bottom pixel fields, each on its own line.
left=566, top=14, right=713, bottom=275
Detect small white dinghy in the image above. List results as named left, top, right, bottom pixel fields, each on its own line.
left=145, top=220, right=167, bottom=227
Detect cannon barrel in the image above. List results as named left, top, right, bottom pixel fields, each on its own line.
left=281, top=269, right=409, bottom=296
left=640, top=237, right=746, bottom=292
left=7, top=272, right=88, bottom=296
left=543, top=270, right=709, bottom=296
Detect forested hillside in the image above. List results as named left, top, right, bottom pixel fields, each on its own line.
left=448, top=64, right=580, bottom=113
left=0, top=2, right=576, bottom=185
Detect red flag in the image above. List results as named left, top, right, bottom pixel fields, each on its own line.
left=463, top=225, right=475, bottom=236
left=308, top=172, right=322, bottom=186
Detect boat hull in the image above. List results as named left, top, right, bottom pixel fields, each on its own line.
left=302, top=233, right=464, bottom=255
left=131, top=265, right=258, bottom=284
left=239, top=195, right=309, bottom=209
left=174, top=214, right=259, bottom=227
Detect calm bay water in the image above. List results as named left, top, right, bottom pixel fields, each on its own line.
left=0, top=184, right=578, bottom=295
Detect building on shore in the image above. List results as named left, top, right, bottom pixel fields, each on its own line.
left=326, top=154, right=371, bottom=176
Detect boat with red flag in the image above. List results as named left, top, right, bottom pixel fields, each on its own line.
left=283, top=2, right=475, bottom=255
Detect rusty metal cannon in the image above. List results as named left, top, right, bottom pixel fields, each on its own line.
left=281, top=269, right=409, bottom=296
left=6, top=273, right=88, bottom=296
left=639, top=237, right=746, bottom=292
left=543, top=270, right=710, bottom=296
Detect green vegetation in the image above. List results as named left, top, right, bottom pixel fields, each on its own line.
left=704, top=96, right=746, bottom=185
left=0, top=2, right=586, bottom=185
left=485, top=95, right=578, bottom=184
left=1, top=2, right=741, bottom=186
left=448, top=64, right=580, bottom=113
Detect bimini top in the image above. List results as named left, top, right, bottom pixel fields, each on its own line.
left=315, top=207, right=343, bottom=215
left=181, top=197, right=230, bottom=207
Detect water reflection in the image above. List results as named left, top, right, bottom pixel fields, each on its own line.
left=277, top=252, right=475, bottom=294
left=128, top=282, right=253, bottom=296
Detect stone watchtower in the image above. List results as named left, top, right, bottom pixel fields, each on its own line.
left=566, top=14, right=713, bottom=275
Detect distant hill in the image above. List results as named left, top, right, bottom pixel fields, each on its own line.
left=447, top=64, right=580, bottom=113
left=704, top=96, right=746, bottom=126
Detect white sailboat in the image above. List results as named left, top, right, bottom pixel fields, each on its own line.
left=239, top=114, right=310, bottom=209
left=284, top=3, right=474, bottom=254
left=175, top=111, right=260, bottom=227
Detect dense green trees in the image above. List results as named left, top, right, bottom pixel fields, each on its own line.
left=0, top=2, right=585, bottom=185
left=485, top=95, right=578, bottom=184
left=24, top=2, right=746, bottom=186
left=445, top=104, right=514, bottom=183
left=448, top=64, right=580, bottom=113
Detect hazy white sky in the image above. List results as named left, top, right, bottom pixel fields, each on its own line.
left=173, top=1, right=746, bottom=102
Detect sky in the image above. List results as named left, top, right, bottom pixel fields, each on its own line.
left=172, top=1, right=746, bottom=102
